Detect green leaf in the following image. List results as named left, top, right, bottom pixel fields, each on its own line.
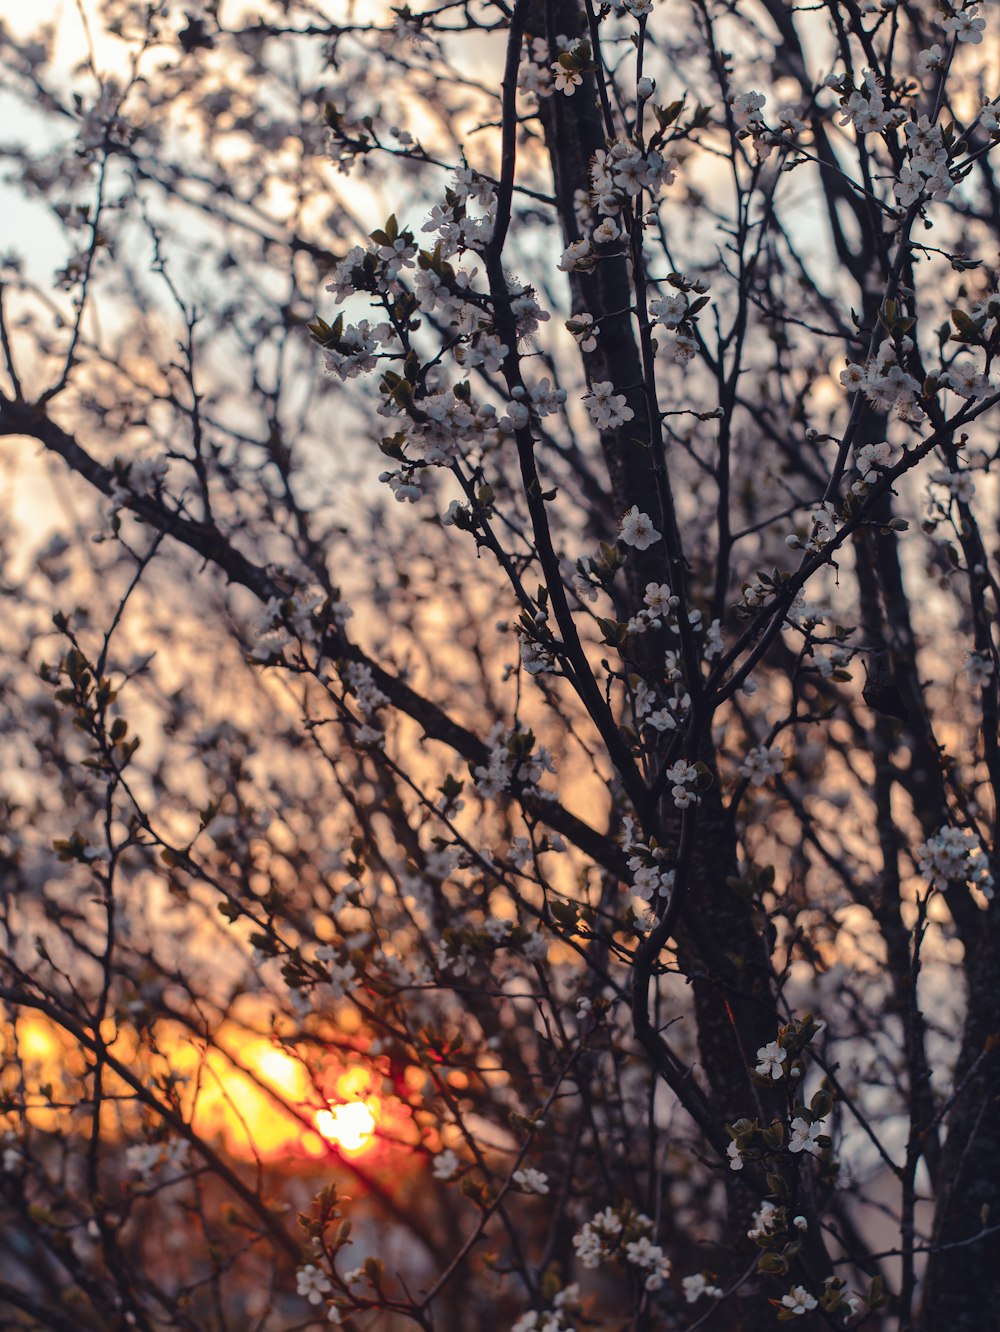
left=810, top=1089, right=833, bottom=1118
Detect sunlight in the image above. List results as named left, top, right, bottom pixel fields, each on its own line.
left=315, top=1101, right=377, bottom=1154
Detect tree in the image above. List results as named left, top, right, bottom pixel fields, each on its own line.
left=1, top=0, right=999, bottom=1326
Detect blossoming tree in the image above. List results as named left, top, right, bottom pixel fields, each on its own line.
left=1, top=0, right=1000, bottom=1326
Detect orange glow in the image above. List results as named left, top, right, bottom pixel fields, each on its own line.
left=315, top=1101, right=376, bottom=1153
left=2, top=1011, right=411, bottom=1168
left=16, top=1016, right=60, bottom=1062
left=313, top=1066, right=380, bottom=1155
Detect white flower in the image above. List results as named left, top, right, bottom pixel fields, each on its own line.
left=754, top=1040, right=787, bottom=1079
left=649, top=293, right=687, bottom=329
left=683, top=1272, right=723, bottom=1302
left=916, top=44, right=943, bottom=72
left=377, top=236, right=416, bottom=278
left=776, top=106, right=805, bottom=132
left=931, top=466, right=977, bottom=504
left=667, top=332, right=698, bottom=363
left=566, top=313, right=597, bottom=351
left=558, top=238, right=594, bottom=271
left=894, top=164, right=924, bottom=208
left=944, top=359, right=991, bottom=399
left=748, top=1201, right=782, bottom=1240
left=572, top=1208, right=622, bottom=1268
left=618, top=506, right=661, bottom=549
left=643, top=581, right=676, bottom=615
left=840, top=362, right=867, bottom=392
left=554, top=1284, right=579, bottom=1310
left=788, top=1116, right=823, bottom=1155
left=673, top=785, right=698, bottom=809
left=854, top=441, right=894, bottom=485
left=971, top=291, right=1000, bottom=323
left=432, top=1148, right=460, bottom=1179
left=296, top=1264, right=333, bottom=1305
left=513, top=1167, right=550, bottom=1194
left=945, top=7, right=986, bottom=42
left=740, top=745, right=785, bottom=787
left=840, top=69, right=895, bottom=136
left=636, top=76, right=655, bottom=100
left=917, top=825, right=994, bottom=898
left=552, top=63, right=583, bottom=95
left=586, top=381, right=634, bottom=429
left=726, top=1139, right=744, bottom=1171
left=781, top=1286, right=818, bottom=1316
left=510, top=1315, right=542, bottom=1332
left=625, top=1237, right=671, bottom=1290
left=591, top=1206, right=623, bottom=1233
left=572, top=1228, right=603, bottom=1268
left=646, top=708, right=677, bottom=733
left=732, top=90, right=766, bottom=127
left=631, top=864, right=675, bottom=902
left=981, top=104, right=1000, bottom=133
left=965, top=652, right=995, bottom=688
left=2, top=1144, right=23, bottom=1173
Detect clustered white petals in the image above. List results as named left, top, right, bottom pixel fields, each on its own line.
left=585, top=381, right=635, bottom=429
left=917, top=825, right=994, bottom=898
left=513, top=1167, right=550, bottom=1194
left=432, top=1148, right=460, bottom=1179
left=740, top=745, right=785, bottom=787
left=682, top=1272, right=724, bottom=1303
left=572, top=1207, right=623, bottom=1268
left=840, top=345, right=922, bottom=420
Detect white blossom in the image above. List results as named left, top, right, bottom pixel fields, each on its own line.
left=432, top=1148, right=460, bottom=1180
left=788, top=1116, right=823, bottom=1155
left=297, top=1264, right=333, bottom=1305
left=965, top=652, right=995, bottom=688
left=781, top=1286, right=818, bottom=1316
left=683, top=1272, right=723, bottom=1302
left=945, top=7, right=986, bottom=42
left=748, top=1201, right=782, bottom=1240
left=917, top=825, right=994, bottom=898
left=754, top=1040, right=787, bottom=1079
left=740, top=745, right=785, bottom=787
left=513, top=1167, right=550, bottom=1194
left=618, top=506, right=661, bottom=549
left=585, top=381, right=634, bottom=429
left=731, top=91, right=766, bottom=127
left=552, top=64, right=583, bottom=95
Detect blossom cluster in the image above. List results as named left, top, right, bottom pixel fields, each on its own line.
left=510, top=1284, right=579, bottom=1332
left=894, top=115, right=955, bottom=207
left=840, top=343, right=921, bottom=420
left=572, top=1207, right=671, bottom=1290
left=917, top=825, right=994, bottom=898
left=739, top=745, right=785, bottom=787
left=473, top=724, right=557, bottom=800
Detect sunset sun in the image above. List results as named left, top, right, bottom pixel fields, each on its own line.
left=314, top=1101, right=376, bottom=1154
